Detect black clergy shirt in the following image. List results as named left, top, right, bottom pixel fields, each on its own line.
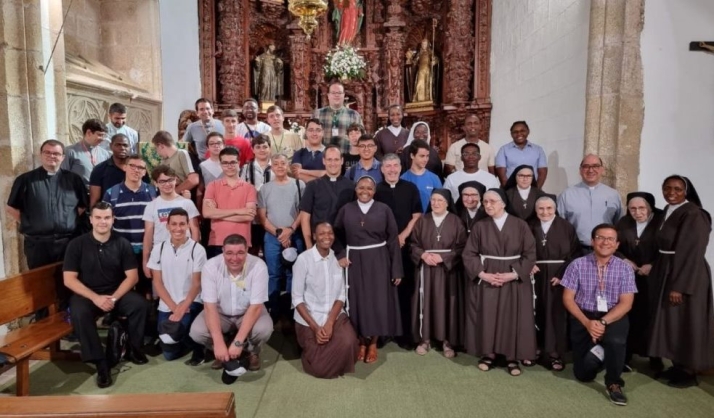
left=63, top=232, right=137, bottom=294
left=375, top=180, right=423, bottom=233
left=7, top=167, right=87, bottom=237
left=299, top=175, right=354, bottom=228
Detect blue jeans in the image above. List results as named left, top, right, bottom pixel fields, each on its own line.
left=263, top=232, right=304, bottom=317
left=157, top=302, right=204, bottom=361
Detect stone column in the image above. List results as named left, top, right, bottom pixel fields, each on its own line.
left=0, top=0, right=49, bottom=276
left=584, top=0, right=645, bottom=196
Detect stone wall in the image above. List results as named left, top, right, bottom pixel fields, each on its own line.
left=489, top=0, right=591, bottom=194
left=62, top=0, right=102, bottom=62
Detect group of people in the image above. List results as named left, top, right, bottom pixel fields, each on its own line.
left=5, top=82, right=713, bottom=407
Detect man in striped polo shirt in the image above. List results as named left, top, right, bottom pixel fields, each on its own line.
left=103, top=155, right=156, bottom=296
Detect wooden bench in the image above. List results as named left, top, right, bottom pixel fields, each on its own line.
left=0, top=262, right=77, bottom=396
left=0, top=392, right=236, bottom=417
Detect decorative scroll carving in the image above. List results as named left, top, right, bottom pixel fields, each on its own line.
left=442, top=0, right=474, bottom=104
left=67, top=96, right=105, bottom=143
left=475, top=0, right=492, bottom=99
left=127, top=108, right=154, bottom=141
left=289, top=29, right=309, bottom=111
left=216, top=0, right=246, bottom=106
left=199, top=0, right=216, bottom=101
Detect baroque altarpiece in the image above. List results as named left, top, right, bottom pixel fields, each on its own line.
left=198, top=0, right=492, bottom=154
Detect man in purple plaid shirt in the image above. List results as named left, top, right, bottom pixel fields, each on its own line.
left=561, top=223, right=636, bottom=406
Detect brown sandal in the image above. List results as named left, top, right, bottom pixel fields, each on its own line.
left=365, top=345, right=378, bottom=364
left=357, top=345, right=367, bottom=362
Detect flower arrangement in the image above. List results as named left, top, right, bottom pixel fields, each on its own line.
left=290, top=121, right=301, bottom=133
left=323, top=45, right=367, bottom=81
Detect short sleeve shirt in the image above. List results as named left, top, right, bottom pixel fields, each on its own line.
left=444, top=138, right=495, bottom=172
left=292, top=146, right=326, bottom=171
left=147, top=238, right=207, bottom=312
left=163, top=149, right=196, bottom=183
left=204, top=179, right=258, bottom=246
left=201, top=254, right=269, bottom=316
left=560, top=254, right=637, bottom=312
left=63, top=232, right=137, bottom=294
left=61, top=141, right=111, bottom=187
left=142, top=195, right=201, bottom=246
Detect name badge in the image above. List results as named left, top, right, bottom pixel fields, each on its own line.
left=332, top=128, right=339, bottom=137
left=596, top=295, right=608, bottom=312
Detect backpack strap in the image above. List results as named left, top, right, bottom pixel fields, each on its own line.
left=109, top=184, right=121, bottom=206
left=156, top=241, right=166, bottom=265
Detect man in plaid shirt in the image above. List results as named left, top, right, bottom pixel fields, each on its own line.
left=561, top=223, right=636, bottom=406
left=313, top=81, right=362, bottom=154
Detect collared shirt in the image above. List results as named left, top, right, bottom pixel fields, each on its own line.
left=61, top=140, right=111, bottom=187
left=444, top=138, right=495, bottom=172
left=313, top=106, right=363, bottom=153
left=201, top=254, right=268, bottom=317
left=443, top=169, right=500, bottom=202
left=495, top=141, right=548, bottom=179
left=292, top=146, right=327, bottom=171
left=267, top=131, right=303, bottom=159
left=102, top=123, right=139, bottom=154
left=63, top=232, right=137, bottom=294
left=90, top=158, right=150, bottom=198
left=147, top=238, right=207, bottom=312
left=204, top=178, right=258, bottom=246
left=103, top=182, right=156, bottom=252
left=182, top=119, right=225, bottom=161
left=7, top=167, right=87, bottom=237
left=299, top=175, right=354, bottom=228
left=292, top=247, right=345, bottom=327
left=375, top=180, right=423, bottom=232
left=557, top=182, right=623, bottom=245
left=560, top=253, right=637, bottom=312
left=346, top=159, right=383, bottom=183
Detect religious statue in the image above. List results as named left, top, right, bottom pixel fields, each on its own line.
left=332, top=0, right=364, bottom=46
left=253, top=44, right=284, bottom=108
left=405, top=38, right=439, bottom=109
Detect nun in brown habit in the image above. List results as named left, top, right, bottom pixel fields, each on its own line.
left=462, top=188, right=537, bottom=376
left=410, top=189, right=467, bottom=358
left=455, top=181, right=488, bottom=234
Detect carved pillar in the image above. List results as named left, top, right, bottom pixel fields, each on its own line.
left=442, top=0, right=474, bottom=105
left=199, top=0, right=216, bottom=101
left=383, top=0, right=406, bottom=108
left=584, top=0, right=645, bottom=197
left=215, top=0, right=249, bottom=106
left=473, top=0, right=491, bottom=102
left=288, top=23, right=310, bottom=112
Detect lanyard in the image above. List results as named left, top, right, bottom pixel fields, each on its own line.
left=271, top=131, right=285, bottom=152
left=596, top=264, right=607, bottom=294
left=81, top=141, right=96, bottom=167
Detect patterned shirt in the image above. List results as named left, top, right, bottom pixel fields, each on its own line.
left=560, top=253, right=637, bottom=313
left=313, top=106, right=362, bottom=153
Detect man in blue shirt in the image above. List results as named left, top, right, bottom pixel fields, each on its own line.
left=346, top=135, right=382, bottom=183
left=400, top=140, right=442, bottom=212
left=495, top=121, right=548, bottom=188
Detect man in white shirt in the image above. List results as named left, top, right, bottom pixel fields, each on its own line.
left=142, top=165, right=201, bottom=279
left=103, top=103, right=140, bottom=154
left=443, top=142, right=500, bottom=202
left=236, top=99, right=270, bottom=139
left=443, top=114, right=495, bottom=176
left=188, top=234, right=273, bottom=382
left=148, top=208, right=206, bottom=363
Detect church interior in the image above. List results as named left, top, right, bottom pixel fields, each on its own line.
left=0, top=0, right=713, bottom=416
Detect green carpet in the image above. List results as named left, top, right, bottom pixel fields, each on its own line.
left=2, top=334, right=713, bottom=417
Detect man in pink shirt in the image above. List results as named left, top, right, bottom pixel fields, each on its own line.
left=203, top=147, right=257, bottom=258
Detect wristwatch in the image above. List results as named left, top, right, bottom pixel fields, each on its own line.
left=275, top=228, right=283, bottom=237
left=233, top=339, right=248, bottom=348
left=599, top=319, right=608, bottom=326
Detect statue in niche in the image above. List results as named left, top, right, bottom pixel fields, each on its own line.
left=405, top=38, right=439, bottom=106
left=253, top=44, right=284, bottom=106
left=332, top=0, right=364, bottom=46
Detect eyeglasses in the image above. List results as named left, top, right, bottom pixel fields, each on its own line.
left=157, top=178, right=176, bottom=185
left=307, top=128, right=322, bottom=133
left=220, top=161, right=239, bottom=166
left=128, top=163, right=147, bottom=171
left=208, top=142, right=223, bottom=147
left=42, top=151, right=63, bottom=158
left=461, top=193, right=479, bottom=198
left=517, top=174, right=533, bottom=179
left=357, top=144, right=376, bottom=149
left=329, top=91, right=345, bottom=95
left=593, top=235, right=617, bottom=243
left=580, top=164, right=602, bottom=170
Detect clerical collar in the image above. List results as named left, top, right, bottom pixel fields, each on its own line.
left=387, top=180, right=398, bottom=188
left=327, top=175, right=339, bottom=182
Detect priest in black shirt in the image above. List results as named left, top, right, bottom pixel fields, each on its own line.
left=6, top=140, right=87, bottom=269
left=63, top=202, right=150, bottom=388
left=375, top=153, right=423, bottom=346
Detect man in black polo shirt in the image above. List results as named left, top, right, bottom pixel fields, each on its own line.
left=88, top=133, right=130, bottom=208
left=63, top=202, right=150, bottom=388
left=374, top=153, right=422, bottom=346
left=298, top=145, right=353, bottom=248
left=6, top=139, right=87, bottom=269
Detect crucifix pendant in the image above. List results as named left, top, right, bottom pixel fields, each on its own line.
left=523, top=202, right=528, bottom=209
left=437, top=234, right=441, bottom=242
left=360, top=221, right=365, bottom=227
left=541, top=238, right=547, bottom=246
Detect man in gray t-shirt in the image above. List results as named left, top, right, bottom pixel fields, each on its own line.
left=62, top=118, right=111, bottom=188
left=257, top=154, right=306, bottom=321
left=182, top=98, right=225, bottom=160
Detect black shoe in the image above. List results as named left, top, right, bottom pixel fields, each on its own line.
left=126, top=348, right=148, bottom=365
left=184, top=350, right=205, bottom=367
left=649, top=357, right=665, bottom=372
left=668, top=371, right=698, bottom=388
left=96, top=362, right=113, bottom=388
left=606, top=384, right=627, bottom=406
left=655, top=366, right=677, bottom=380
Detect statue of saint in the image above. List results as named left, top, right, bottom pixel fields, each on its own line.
left=332, top=0, right=364, bottom=46
left=406, top=39, right=439, bottom=103
left=253, top=44, right=284, bottom=103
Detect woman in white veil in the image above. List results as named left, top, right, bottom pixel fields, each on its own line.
left=401, top=121, right=444, bottom=180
